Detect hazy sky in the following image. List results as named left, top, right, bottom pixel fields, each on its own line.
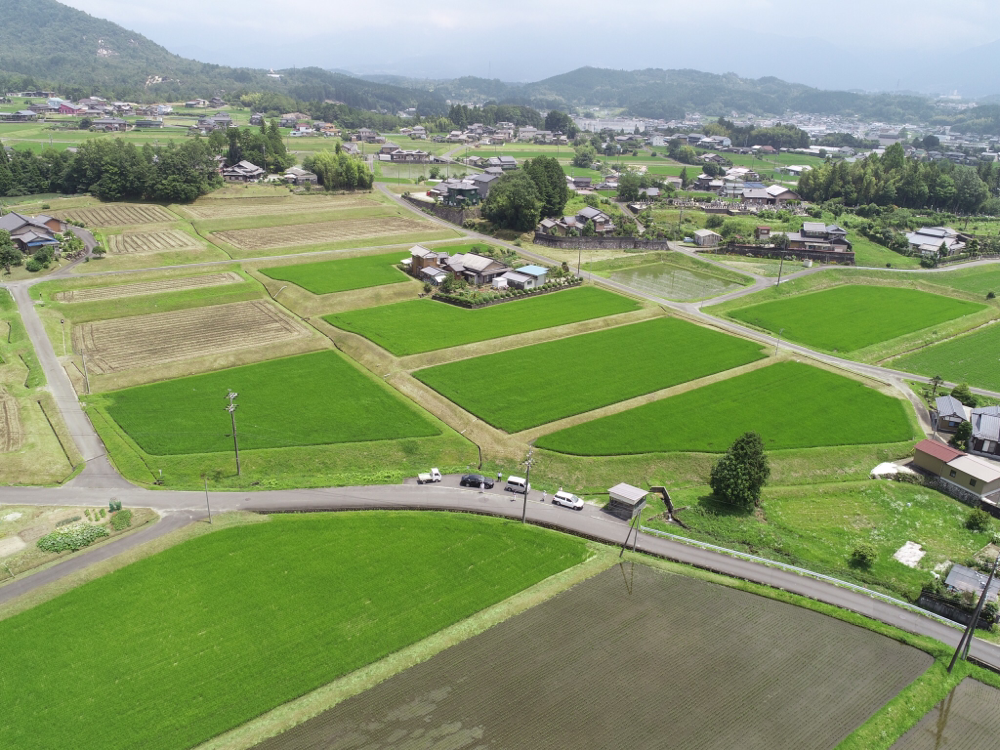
left=58, top=0, right=999, bottom=91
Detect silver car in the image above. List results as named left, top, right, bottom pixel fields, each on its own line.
left=552, top=491, right=584, bottom=510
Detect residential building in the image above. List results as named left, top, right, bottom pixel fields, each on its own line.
left=515, top=265, right=548, bottom=286
left=906, top=226, right=965, bottom=256
left=765, top=184, right=800, bottom=204
left=784, top=223, right=852, bottom=253
left=222, top=160, right=266, bottom=182
left=91, top=117, right=128, bottom=132
left=913, top=439, right=1000, bottom=500
left=935, top=396, right=971, bottom=433
left=486, top=156, right=517, bottom=170
left=944, top=564, right=1000, bottom=602
left=0, top=212, right=66, bottom=253
left=971, top=406, right=1000, bottom=458
left=284, top=167, right=319, bottom=185
left=443, top=253, right=509, bottom=285
left=134, top=118, right=164, bottom=129
left=389, top=149, right=430, bottom=163
left=539, top=206, right=616, bottom=236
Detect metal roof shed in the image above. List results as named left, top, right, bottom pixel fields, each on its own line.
left=607, top=483, right=648, bottom=520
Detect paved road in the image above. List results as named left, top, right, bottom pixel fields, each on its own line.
left=3, top=477, right=998, bottom=668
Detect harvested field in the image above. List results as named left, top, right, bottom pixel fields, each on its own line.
left=54, top=272, right=243, bottom=303
left=182, top=196, right=379, bottom=220
left=55, top=204, right=175, bottom=227
left=106, top=229, right=203, bottom=255
left=215, top=216, right=429, bottom=251
left=892, top=679, right=1000, bottom=749
left=0, top=388, right=22, bottom=452
left=256, top=564, right=931, bottom=750
left=73, top=300, right=308, bottom=375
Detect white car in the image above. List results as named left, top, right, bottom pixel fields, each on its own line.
left=552, top=491, right=584, bottom=510
left=417, top=468, right=442, bottom=484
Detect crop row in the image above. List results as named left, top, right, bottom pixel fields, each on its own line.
left=182, top=196, right=377, bottom=220
left=215, top=216, right=428, bottom=251
left=107, top=230, right=202, bottom=255
left=56, top=204, right=176, bottom=227
left=56, top=272, right=243, bottom=303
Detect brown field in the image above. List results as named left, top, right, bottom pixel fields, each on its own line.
left=73, top=300, right=309, bottom=375
left=181, top=196, right=379, bottom=220
left=106, top=230, right=203, bottom=255
left=214, top=216, right=429, bottom=251
left=255, top=564, right=931, bottom=750
left=55, top=272, right=244, bottom=303
left=55, top=204, right=176, bottom=227
left=892, top=679, right=1000, bottom=749
left=0, top=388, right=22, bottom=452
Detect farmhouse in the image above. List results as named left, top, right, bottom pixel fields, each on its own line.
left=486, top=156, right=518, bottom=171
left=91, top=117, right=128, bottom=132
left=693, top=229, right=722, bottom=247
left=606, top=482, right=649, bottom=520
left=430, top=179, right=482, bottom=206
left=389, top=149, right=430, bottom=163
left=444, top=253, right=509, bottom=285
left=0, top=212, right=66, bottom=253
left=539, top=206, right=616, bottom=236
left=283, top=167, right=319, bottom=185
left=766, top=184, right=800, bottom=204
left=935, top=395, right=971, bottom=433
left=944, top=563, right=1000, bottom=602
left=407, top=245, right=451, bottom=275
left=785, top=223, right=852, bottom=253
left=906, top=226, right=966, bottom=256
left=913, top=439, right=1000, bottom=501
left=1, top=110, right=39, bottom=122
left=222, top=160, right=266, bottom=182
left=971, top=406, right=1000, bottom=458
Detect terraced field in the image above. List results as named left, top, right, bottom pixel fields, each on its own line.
left=181, top=196, right=380, bottom=220
left=891, top=323, right=1000, bottom=392
left=54, top=272, right=243, bottom=303
left=73, top=300, right=309, bottom=374
left=55, top=204, right=176, bottom=227
left=214, top=216, right=430, bottom=251
left=106, top=229, right=203, bottom=255
left=257, top=565, right=932, bottom=750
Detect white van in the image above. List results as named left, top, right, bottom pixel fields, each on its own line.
left=505, top=475, right=529, bottom=494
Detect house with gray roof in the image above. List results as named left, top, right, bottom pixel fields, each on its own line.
left=444, top=252, right=509, bottom=285
left=971, top=406, right=1000, bottom=457
left=936, top=395, right=971, bottom=433
left=906, top=226, right=965, bottom=256
left=0, top=212, right=66, bottom=253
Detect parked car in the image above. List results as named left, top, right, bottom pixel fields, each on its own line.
left=460, top=474, right=493, bottom=488
left=505, top=476, right=529, bottom=494
left=552, top=491, right=584, bottom=510
left=417, top=468, right=442, bottom=484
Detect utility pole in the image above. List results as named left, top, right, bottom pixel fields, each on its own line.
left=521, top=449, right=533, bottom=523
left=775, top=254, right=785, bottom=286
left=81, top=351, right=90, bottom=394
left=225, top=389, right=241, bottom=477
left=949, top=556, right=999, bottom=672
left=774, top=327, right=784, bottom=356
left=204, top=475, right=213, bottom=524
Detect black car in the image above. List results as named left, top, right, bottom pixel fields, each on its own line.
left=460, top=474, right=494, bottom=488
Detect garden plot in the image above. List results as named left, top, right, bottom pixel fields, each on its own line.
left=892, top=679, right=1000, bottom=749
left=607, top=262, right=745, bottom=301
left=106, top=229, right=203, bottom=255
left=54, top=272, right=243, bottom=303
left=73, top=300, right=308, bottom=375
left=256, top=564, right=931, bottom=750
left=214, top=216, right=429, bottom=251
left=55, top=204, right=176, bottom=227
left=181, top=196, right=379, bottom=220
left=0, top=388, right=22, bottom=452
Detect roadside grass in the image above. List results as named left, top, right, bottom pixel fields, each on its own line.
left=0, top=512, right=588, bottom=750
left=414, top=317, right=766, bottom=432
left=891, top=322, right=1000, bottom=392
left=931, top=265, right=1000, bottom=297
left=101, top=350, right=440, bottom=455
left=536, top=361, right=917, bottom=455
left=723, top=285, right=985, bottom=353
left=325, top=286, right=642, bottom=356
left=850, top=233, right=924, bottom=269
left=649, top=478, right=993, bottom=602
left=259, top=251, right=411, bottom=295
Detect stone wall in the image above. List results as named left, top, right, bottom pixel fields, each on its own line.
left=704, top=243, right=855, bottom=265
left=917, top=592, right=995, bottom=628
left=533, top=232, right=672, bottom=251
left=402, top=194, right=480, bottom=227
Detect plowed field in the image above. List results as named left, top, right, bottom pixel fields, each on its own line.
left=55, top=204, right=176, bottom=227
left=73, top=300, right=308, bottom=374
left=182, top=196, right=379, bottom=220
left=214, top=216, right=428, bottom=251
left=892, top=679, right=1000, bottom=749
left=256, top=564, right=931, bottom=750
left=0, top=389, right=22, bottom=452
left=55, top=272, right=243, bottom=303
left=106, top=230, right=202, bottom=255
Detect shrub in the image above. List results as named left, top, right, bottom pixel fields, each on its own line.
left=967, top=508, right=992, bottom=532
left=109, top=499, right=122, bottom=512
left=37, top=523, right=109, bottom=553
left=25, top=259, right=42, bottom=272
left=112, top=509, right=133, bottom=531
left=850, top=541, right=878, bottom=567
left=988, top=291, right=996, bottom=300
left=41, top=204, right=50, bottom=209
left=704, top=215, right=725, bottom=229
left=55, top=516, right=81, bottom=527
left=99, top=508, right=106, bottom=519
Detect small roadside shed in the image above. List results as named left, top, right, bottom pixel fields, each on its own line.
left=607, top=483, right=648, bottom=520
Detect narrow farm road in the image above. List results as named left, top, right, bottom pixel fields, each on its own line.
left=2, top=478, right=999, bottom=671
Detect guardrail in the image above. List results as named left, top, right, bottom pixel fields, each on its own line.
left=640, top=525, right=961, bottom=629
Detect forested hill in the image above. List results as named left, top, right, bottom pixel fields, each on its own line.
left=372, top=67, right=942, bottom=122
left=0, top=0, right=450, bottom=113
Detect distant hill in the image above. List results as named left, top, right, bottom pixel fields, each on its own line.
left=0, top=0, right=449, bottom=114
left=360, top=66, right=942, bottom=122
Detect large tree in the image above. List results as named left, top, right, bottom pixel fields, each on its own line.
left=544, top=109, right=578, bottom=138
left=617, top=169, right=641, bottom=202
left=709, top=432, right=771, bottom=510
left=523, top=156, right=568, bottom=217
left=480, top=170, right=542, bottom=231
left=0, top=230, right=21, bottom=274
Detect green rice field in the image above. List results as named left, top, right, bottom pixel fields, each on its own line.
left=932, top=266, right=1000, bottom=297
left=891, top=323, right=1000, bottom=392
left=536, top=362, right=916, bottom=455
left=414, top=317, right=766, bottom=432
left=102, top=350, right=439, bottom=454
left=259, top=251, right=411, bottom=295
left=0, top=512, right=588, bottom=750
left=325, top=286, right=641, bottom=355
left=724, top=285, right=984, bottom=353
